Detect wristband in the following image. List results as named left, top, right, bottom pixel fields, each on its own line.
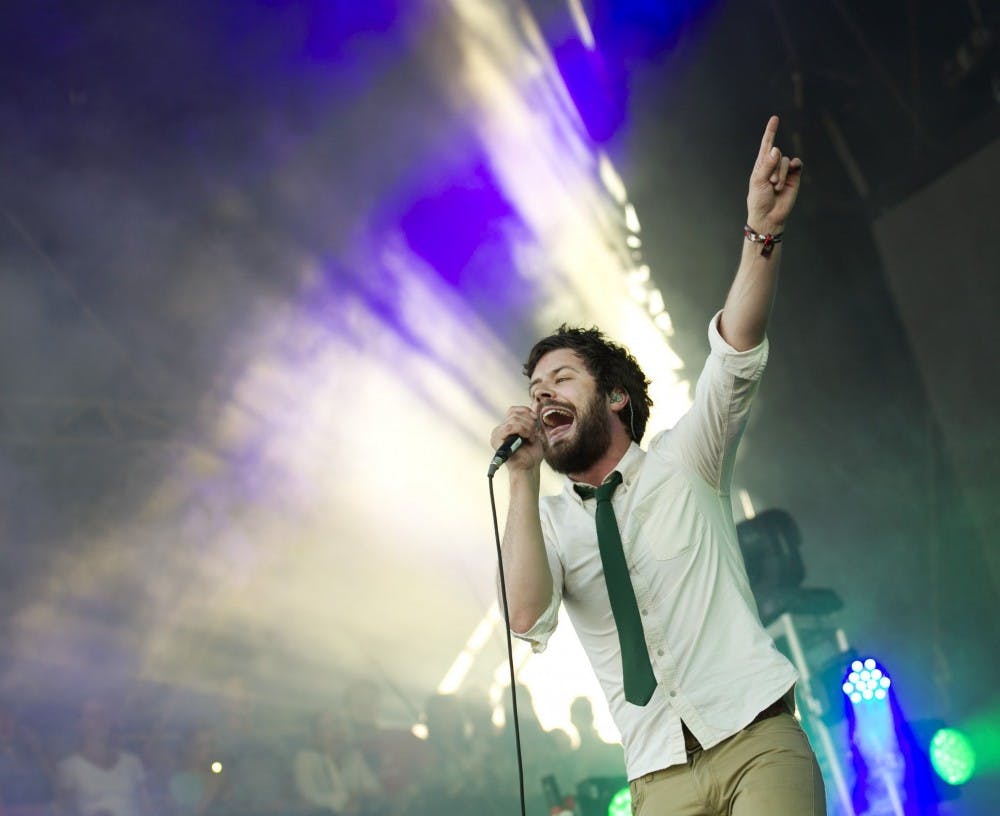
left=744, top=223, right=783, bottom=257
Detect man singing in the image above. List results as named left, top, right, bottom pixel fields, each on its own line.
left=490, top=116, right=825, bottom=815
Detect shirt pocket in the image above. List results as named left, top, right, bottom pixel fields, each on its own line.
left=626, top=472, right=708, bottom=561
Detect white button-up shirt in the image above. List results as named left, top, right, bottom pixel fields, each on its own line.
left=518, top=313, right=798, bottom=781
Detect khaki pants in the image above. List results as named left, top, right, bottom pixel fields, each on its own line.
left=629, top=713, right=827, bottom=815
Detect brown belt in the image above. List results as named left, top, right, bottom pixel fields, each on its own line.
left=682, top=696, right=790, bottom=754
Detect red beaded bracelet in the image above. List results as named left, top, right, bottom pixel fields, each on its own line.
left=744, top=223, right=783, bottom=257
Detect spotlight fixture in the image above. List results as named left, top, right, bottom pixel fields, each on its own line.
left=929, top=727, right=976, bottom=786
left=841, top=657, right=892, bottom=705
left=575, top=777, right=629, bottom=816
left=606, top=786, right=631, bottom=816
left=737, top=509, right=842, bottom=624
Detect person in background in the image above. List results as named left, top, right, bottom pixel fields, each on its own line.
left=293, top=711, right=384, bottom=816
left=408, top=695, right=484, bottom=816
left=568, top=696, right=626, bottom=783
left=0, top=703, right=54, bottom=816
left=212, top=680, right=296, bottom=816
left=56, top=698, right=152, bottom=816
left=168, top=728, right=228, bottom=816
left=340, top=681, right=427, bottom=815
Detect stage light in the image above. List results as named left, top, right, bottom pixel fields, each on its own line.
left=842, top=656, right=908, bottom=814
left=629, top=264, right=650, bottom=283
left=736, top=510, right=805, bottom=624
left=653, top=312, right=674, bottom=335
left=598, top=153, right=627, bottom=204
left=647, top=290, right=665, bottom=316
left=844, top=662, right=972, bottom=808
left=842, top=658, right=891, bottom=705
left=210, top=761, right=222, bottom=774
left=567, top=0, right=596, bottom=50
left=624, top=203, right=641, bottom=233
left=576, top=777, right=628, bottom=816
left=606, top=785, right=631, bottom=816
left=929, top=727, right=976, bottom=785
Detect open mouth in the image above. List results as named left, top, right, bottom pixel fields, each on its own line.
left=540, top=405, right=575, bottom=442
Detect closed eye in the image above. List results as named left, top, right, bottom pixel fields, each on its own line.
left=530, top=377, right=569, bottom=400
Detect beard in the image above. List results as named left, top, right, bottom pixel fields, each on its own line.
left=541, top=390, right=613, bottom=476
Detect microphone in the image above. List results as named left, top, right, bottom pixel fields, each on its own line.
left=487, top=434, right=524, bottom=477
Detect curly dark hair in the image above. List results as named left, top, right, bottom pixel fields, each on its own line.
left=523, top=325, right=653, bottom=443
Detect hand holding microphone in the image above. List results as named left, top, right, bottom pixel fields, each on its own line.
left=488, top=406, right=542, bottom=477
left=488, top=435, right=523, bottom=477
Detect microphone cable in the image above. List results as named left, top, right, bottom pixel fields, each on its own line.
left=487, top=472, right=528, bottom=816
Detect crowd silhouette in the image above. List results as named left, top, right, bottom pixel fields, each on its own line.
left=0, top=680, right=626, bottom=816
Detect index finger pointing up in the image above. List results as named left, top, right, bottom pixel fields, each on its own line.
left=756, top=115, right=780, bottom=165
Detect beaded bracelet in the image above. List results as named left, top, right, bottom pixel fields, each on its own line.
left=744, top=223, right=783, bottom=257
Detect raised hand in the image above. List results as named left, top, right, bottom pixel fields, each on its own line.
left=746, top=115, right=803, bottom=234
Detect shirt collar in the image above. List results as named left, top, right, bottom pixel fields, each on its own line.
left=563, top=441, right=645, bottom=503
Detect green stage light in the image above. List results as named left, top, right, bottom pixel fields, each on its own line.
left=607, top=785, right=631, bottom=816
left=930, top=727, right=976, bottom=785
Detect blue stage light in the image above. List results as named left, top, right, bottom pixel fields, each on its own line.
left=842, top=657, right=891, bottom=705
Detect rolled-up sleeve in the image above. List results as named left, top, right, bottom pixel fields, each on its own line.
left=707, top=309, right=768, bottom=380
left=651, top=311, right=768, bottom=491
left=510, top=505, right=564, bottom=653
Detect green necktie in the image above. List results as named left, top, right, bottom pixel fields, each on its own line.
left=575, top=472, right=657, bottom=706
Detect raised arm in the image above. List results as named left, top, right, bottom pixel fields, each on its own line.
left=719, top=115, right=803, bottom=351
left=490, top=407, right=553, bottom=635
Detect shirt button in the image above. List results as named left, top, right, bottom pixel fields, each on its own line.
left=669, top=690, right=677, bottom=698
left=641, top=609, right=649, bottom=616
left=657, top=649, right=664, bottom=656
